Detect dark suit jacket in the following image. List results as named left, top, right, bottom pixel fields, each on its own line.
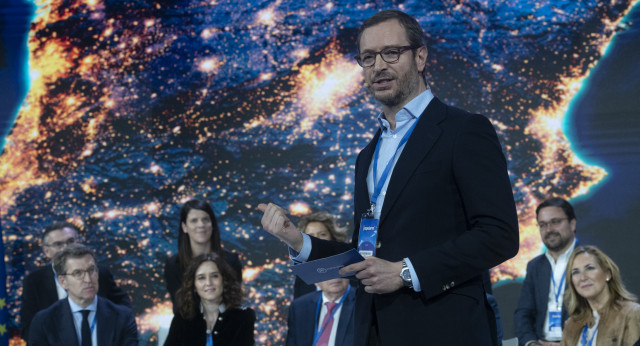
left=28, top=296, right=138, bottom=346
left=514, top=252, right=571, bottom=345
left=164, top=250, right=243, bottom=307
left=286, top=286, right=356, bottom=346
left=164, top=307, right=255, bottom=346
left=307, top=97, right=519, bottom=345
left=20, top=264, right=131, bottom=339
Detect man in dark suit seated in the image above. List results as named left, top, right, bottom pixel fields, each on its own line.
left=20, top=221, right=131, bottom=339
left=287, top=278, right=355, bottom=346
left=28, top=244, right=138, bottom=346
left=514, top=197, right=579, bottom=346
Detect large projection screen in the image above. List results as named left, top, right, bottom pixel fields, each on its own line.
left=1, top=0, right=639, bottom=344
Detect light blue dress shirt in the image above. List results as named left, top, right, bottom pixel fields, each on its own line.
left=291, top=89, right=435, bottom=293
left=68, top=295, right=98, bottom=346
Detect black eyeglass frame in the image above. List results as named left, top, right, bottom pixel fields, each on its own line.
left=354, top=45, right=421, bottom=68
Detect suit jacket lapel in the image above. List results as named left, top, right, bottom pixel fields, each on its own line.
left=96, top=297, right=115, bottom=346
left=539, top=259, right=552, bottom=319
left=60, top=298, right=81, bottom=346
left=354, top=129, right=381, bottom=221
left=379, top=98, right=445, bottom=222
left=334, top=289, right=355, bottom=346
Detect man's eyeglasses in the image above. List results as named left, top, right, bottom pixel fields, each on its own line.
left=355, top=46, right=419, bottom=68
left=61, top=265, right=97, bottom=280
left=538, top=218, right=568, bottom=230
left=44, top=238, right=76, bottom=250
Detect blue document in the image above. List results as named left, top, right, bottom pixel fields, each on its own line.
left=291, top=249, right=365, bottom=285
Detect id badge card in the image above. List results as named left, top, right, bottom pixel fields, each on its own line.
left=548, top=310, right=562, bottom=333
left=357, top=216, right=378, bottom=257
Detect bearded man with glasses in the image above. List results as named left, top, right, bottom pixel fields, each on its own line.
left=20, top=221, right=131, bottom=339
left=27, top=244, right=138, bottom=346
left=515, top=197, right=580, bottom=346
left=258, top=9, right=519, bottom=346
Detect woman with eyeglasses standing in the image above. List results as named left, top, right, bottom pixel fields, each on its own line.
left=164, top=199, right=243, bottom=309
left=560, top=245, right=640, bottom=345
left=164, top=253, right=255, bottom=346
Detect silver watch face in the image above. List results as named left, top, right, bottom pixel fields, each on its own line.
left=401, top=268, right=411, bottom=281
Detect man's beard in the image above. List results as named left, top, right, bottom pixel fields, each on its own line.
left=543, top=232, right=572, bottom=252
left=368, top=68, right=421, bottom=108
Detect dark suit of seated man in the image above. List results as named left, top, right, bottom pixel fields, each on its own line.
left=287, top=279, right=355, bottom=346
left=20, top=221, right=131, bottom=339
left=28, top=244, right=138, bottom=346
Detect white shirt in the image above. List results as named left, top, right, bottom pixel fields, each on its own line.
left=52, top=263, right=68, bottom=300
left=317, top=293, right=344, bottom=346
left=542, top=239, right=576, bottom=341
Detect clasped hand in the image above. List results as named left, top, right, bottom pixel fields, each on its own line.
left=340, top=257, right=404, bottom=294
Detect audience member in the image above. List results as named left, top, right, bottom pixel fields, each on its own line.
left=20, top=221, right=131, bottom=339
left=293, top=211, right=348, bottom=299
left=164, top=253, right=255, bottom=346
left=515, top=198, right=579, bottom=346
left=164, top=199, right=243, bottom=307
left=560, top=245, right=640, bottom=345
left=28, top=244, right=138, bottom=345
left=287, top=278, right=355, bottom=346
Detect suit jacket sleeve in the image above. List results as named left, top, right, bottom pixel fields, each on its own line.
left=27, top=311, right=47, bottom=346
left=20, top=271, right=41, bottom=339
left=98, top=265, right=132, bottom=308
left=410, top=114, right=519, bottom=300
left=230, top=308, right=256, bottom=346
left=164, top=255, right=181, bottom=305
left=119, top=307, right=139, bottom=346
left=514, top=260, right=541, bottom=345
left=286, top=299, right=299, bottom=346
left=164, top=314, right=187, bottom=346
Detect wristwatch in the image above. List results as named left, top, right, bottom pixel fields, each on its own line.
left=400, top=259, right=413, bottom=289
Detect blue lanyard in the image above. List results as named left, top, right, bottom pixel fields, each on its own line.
left=370, top=118, right=419, bottom=213
left=581, top=323, right=598, bottom=346
left=90, top=314, right=97, bottom=334
left=551, top=272, right=566, bottom=306
left=312, top=285, right=351, bottom=346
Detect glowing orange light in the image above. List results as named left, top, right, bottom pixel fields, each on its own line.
left=289, top=202, right=310, bottom=216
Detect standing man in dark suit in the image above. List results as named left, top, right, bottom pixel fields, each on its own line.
left=287, top=278, right=355, bottom=346
left=20, top=221, right=131, bottom=339
left=514, top=197, right=578, bottom=346
left=258, top=9, right=519, bottom=346
left=28, top=244, right=138, bottom=346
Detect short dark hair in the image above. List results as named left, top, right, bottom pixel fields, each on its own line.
left=52, top=243, right=95, bottom=275
left=356, top=10, right=427, bottom=77
left=43, top=221, right=80, bottom=243
left=536, top=197, right=576, bottom=221
left=176, top=253, right=244, bottom=320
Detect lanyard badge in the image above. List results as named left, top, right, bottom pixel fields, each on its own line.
left=358, top=209, right=378, bottom=257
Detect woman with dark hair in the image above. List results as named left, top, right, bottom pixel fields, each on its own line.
left=164, top=199, right=243, bottom=306
left=164, top=253, right=255, bottom=346
left=560, top=245, right=640, bottom=345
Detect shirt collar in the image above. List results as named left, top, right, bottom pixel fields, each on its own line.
left=376, top=89, right=434, bottom=132
left=68, top=295, right=98, bottom=313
